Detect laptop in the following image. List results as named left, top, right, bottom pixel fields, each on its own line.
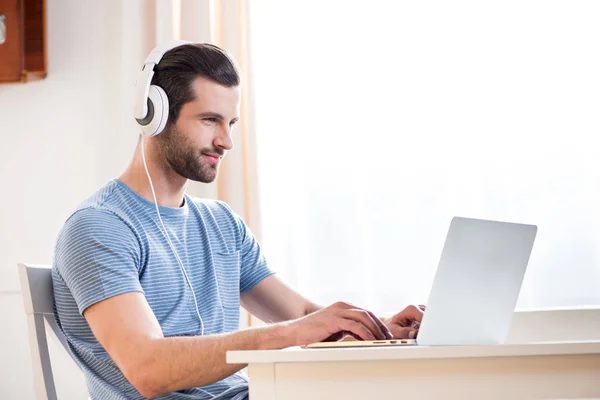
left=305, top=216, right=537, bottom=348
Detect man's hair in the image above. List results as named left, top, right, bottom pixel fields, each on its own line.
left=151, top=43, right=240, bottom=127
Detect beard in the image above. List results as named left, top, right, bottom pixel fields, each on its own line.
left=158, top=126, right=223, bottom=183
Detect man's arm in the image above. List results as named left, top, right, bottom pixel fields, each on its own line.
left=84, top=290, right=392, bottom=398
left=241, top=275, right=426, bottom=340
left=240, top=275, right=321, bottom=322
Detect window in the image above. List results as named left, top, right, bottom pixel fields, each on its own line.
left=249, top=0, right=600, bottom=314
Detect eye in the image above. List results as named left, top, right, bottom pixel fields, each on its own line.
left=203, top=117, right=218, bottom=123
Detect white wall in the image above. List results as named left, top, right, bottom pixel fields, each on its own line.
left=0, top=0, right=155, bottom=398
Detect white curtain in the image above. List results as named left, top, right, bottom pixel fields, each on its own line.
left=249, top=0, right=600, bottom=315
left=155, top=0, right=261, bottom=327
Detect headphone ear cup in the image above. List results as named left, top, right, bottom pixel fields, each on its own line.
left=138, top=85, right=169, bottom=137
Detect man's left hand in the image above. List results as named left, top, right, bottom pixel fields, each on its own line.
left=384, top=305, right=425, bottom=339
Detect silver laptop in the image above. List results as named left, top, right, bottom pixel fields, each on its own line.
left=306, top=216, right=537, bottom=348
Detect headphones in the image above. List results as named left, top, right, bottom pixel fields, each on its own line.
left=133, top=40, right=192, bottom=137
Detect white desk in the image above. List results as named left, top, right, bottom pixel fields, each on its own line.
left=227, top=341, right=600, bottom=400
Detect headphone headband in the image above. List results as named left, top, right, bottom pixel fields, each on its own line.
left=142, top=39, right=192, bottom=67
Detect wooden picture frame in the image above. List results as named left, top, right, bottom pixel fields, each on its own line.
left=0, top=0, right=47, bottom=83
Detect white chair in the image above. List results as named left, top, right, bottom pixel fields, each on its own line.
left=18, top=263, right=73, bottom=400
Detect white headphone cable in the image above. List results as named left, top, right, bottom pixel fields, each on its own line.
left=139, top=136, right=244, bottom=399
left=140, top=135, right=206, bottom=336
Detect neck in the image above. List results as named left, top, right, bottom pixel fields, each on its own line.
left=119, top=137, right=188, bottom=208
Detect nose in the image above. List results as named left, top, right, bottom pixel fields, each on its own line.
left=214, top=124, right=234, bottom=151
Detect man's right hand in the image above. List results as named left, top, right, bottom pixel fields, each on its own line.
left=286, top=301, right=393, bottom=346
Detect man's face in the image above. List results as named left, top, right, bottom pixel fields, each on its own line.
left=158, top=76, right=240, bottom=183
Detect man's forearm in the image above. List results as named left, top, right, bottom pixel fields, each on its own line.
left=303, top=301, right=322, bottom=317
left=131, top=322, right=293, bottom=398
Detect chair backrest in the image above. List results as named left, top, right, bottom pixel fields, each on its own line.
left=18, top=263, right=71, bottom=400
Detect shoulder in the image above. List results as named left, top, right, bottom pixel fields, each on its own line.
left=63, top=181, right=135, bottom=235
left=61, top=207, right=133, bottom=240
left=56, top=181, right=142, bottom=258
left=189, top=197, right=242, bottom=229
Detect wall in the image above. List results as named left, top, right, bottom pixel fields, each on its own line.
left=0, top=0, right=155, bottom=398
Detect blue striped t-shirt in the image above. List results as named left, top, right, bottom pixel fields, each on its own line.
left=52, top=178, right=273, bottom=399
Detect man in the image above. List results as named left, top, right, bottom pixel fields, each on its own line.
left=52, top=42, right=423, bottom=400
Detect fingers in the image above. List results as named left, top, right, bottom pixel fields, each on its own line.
left=333, top=302, right=392, bottom=339
left=389, top=325, right=419, bottom=339
left=409, top=304, right=425, bottom=321
left=336, top=318, right=376, bottom=341
left=326, top=331, right=364, bottom=342
left=339, top=309, right=388, bottom=340
left=343, top=332, right=364, bottom=341
left=324, top=331, right=348, bottom=342
left=400, top=304, right=425, bottom=323
left=387, top=304, right=424, bottom=330
left=365, top=309, right=393, bottom=339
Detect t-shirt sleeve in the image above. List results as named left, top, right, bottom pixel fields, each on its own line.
left=238, top=219, right=274, bottom=294
left=216, top=201, right=274, bottom=294
left=54, top=207, right=144, bottom=315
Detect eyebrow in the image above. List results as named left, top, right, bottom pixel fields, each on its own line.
left=198, top=112, right=239, bottom=124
